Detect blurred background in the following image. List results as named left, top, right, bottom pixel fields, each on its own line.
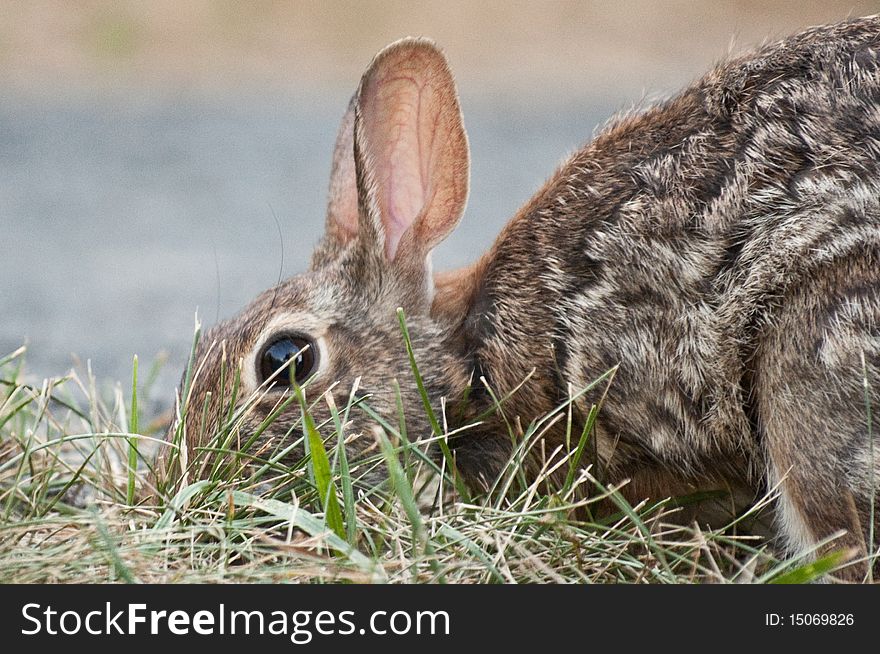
left=2, top=0, right=879, bottom=399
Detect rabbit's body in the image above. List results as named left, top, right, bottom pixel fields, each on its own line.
left=453, top=18, right=880, bottom=569
left=163, top=17, right=880, bottom=580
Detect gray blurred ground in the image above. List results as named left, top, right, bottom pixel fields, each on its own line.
left=0, top=92, right=600, bottom=396
left=1, top=1, right=878, bottom=401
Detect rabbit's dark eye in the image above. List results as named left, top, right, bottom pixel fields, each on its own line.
left=259, top=335, right=317, bottom=388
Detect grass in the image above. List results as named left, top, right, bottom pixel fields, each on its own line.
left=0, top=330, right=858, bottom=584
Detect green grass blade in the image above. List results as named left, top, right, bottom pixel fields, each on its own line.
left=396, top=308, right=469, bottom=501
left=327, top=395, right=358, bottom=546
left=127, top=355, right=139, bottom=505
left=153, top=479, right=214, bottom=530
left=293, top=383, right=345, bottom=541
left=768, top=550, right=851, bottom=584
left=90, top=507, right=139, bottom=583
left=231, top=491, right=380, bottom=577
left=563, top=404, right=598, bottom=492
left=377, top=426, right=443, bottom=581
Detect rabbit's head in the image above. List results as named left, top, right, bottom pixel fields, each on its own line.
left=169, top=38, right=473, bottom=487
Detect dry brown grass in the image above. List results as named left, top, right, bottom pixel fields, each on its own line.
left=0, top=342, right=856, bottom=584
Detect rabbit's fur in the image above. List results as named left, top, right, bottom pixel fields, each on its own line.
left=162, top=17, right=880, bottom=580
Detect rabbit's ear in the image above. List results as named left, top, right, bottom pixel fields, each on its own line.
left=312, top=96, right=359, bottom=269
left=325, top=96, right=359, bottom=245
left=353, top=38, right=469, bottom=264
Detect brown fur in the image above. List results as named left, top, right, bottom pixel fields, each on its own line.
left=160, top=20, right=880, bottom=581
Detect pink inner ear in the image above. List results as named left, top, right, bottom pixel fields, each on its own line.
left=355, top=40, right=469, bottom=263
left=361, top=61, right=441, bottom=259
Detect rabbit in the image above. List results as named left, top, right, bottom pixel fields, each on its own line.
left=158, top=16, right=880, bottom=581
